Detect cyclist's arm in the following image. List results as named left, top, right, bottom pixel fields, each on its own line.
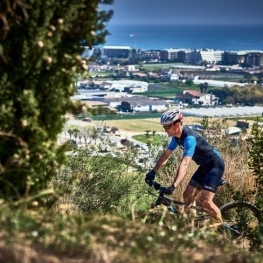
left=152, top=149, right=173, bottom=172
left=152, top=137, right=178, bottom=172
left=172, top=156, right=192, bottom=187
left=172, top=135, right=196, bottom=187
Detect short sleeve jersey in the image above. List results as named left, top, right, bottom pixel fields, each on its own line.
left=168, top=126, right=221, bottom=165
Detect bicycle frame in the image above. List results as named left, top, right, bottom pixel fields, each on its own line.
left=148, top=181, right=210, bottom=220
left=148, top=181, right=253, bottom=238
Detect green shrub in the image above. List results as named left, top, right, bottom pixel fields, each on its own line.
left=52, top=146, right=148, bottom=216
left=0, top=0, right=113, bottom=199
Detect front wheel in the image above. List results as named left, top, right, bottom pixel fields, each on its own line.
left=220, top=201, right=261, bottom=250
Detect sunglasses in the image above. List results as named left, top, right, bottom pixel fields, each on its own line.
left=163, top=124, right=173, bottom=130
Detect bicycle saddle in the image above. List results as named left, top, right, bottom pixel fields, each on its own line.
left=220, top=179, right=227, bottom=186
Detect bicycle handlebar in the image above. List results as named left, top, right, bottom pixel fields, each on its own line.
left=149, top=181, right=197, bottom=211
left=151, top=181, right=170, bottom=195
left=150, top=181, right=173, bottom=207
left=152, top=181, right=162, bottom=190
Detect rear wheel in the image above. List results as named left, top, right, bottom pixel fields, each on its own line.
left=220, top=201, right=261, bottom=250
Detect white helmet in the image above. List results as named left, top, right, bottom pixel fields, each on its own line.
left=160, top=108, right=183, bottom=125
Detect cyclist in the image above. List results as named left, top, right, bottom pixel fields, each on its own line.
left=145, top=108, right=225, bottom=225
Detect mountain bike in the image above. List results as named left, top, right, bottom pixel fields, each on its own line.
left=148, top=180, right=262, bottom=250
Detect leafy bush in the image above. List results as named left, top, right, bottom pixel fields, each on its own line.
left=247, top=121, right=263, bottom=241
left=52, top=146, right=147, bottom=215
left=0, top=0, right=113, bottom=199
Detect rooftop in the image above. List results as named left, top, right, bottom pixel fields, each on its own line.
left=182, top=106, right=263, bottom=117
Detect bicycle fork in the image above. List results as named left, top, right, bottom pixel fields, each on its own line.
left=168, top=205, right=177, bottom=214
left=155, top=196, right=178, bottom=214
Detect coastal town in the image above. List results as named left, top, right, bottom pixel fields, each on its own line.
left=63, top=44, right=263, bottom=162
left=82, top=45, right=263, bottom=69
left=69, top=45, right=263, bottom=118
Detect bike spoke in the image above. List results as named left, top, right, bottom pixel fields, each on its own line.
left=220, top=201, right=260, bottom=250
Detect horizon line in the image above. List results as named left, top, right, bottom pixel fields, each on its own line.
left=107, top=22, right=263, bottom=26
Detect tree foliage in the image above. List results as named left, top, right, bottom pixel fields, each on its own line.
left=211, top=85, right=263, bottom=105
left=247, top=123, right=263, bottom=209
left=53, top=147, right=144, bottom=214
left=0, top=0, right=113, bottom=199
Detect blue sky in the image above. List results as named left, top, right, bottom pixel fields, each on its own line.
left=103, top=0, right=263, bottom=25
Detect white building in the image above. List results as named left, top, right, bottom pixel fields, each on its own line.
left=131, top=87, right=148, bottom=93
left=124, top=65, right=138, bottom=72
left=193, top=77, right=247, bottom=88
left=170, top=73, right=180, bottom=81
left=122, top=100, right=170, bottom=113
left=200, top=49, right=223, bottom=63
left=189, top=49, right=224, bottom=64
left=100, top=80, right=149, bottom=93
left=132, top=103, right=168, bottom=112
left=192, top=94, right=219, bottom=106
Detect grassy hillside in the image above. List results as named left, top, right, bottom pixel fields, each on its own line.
left=2, top=116, right=262, bottom=262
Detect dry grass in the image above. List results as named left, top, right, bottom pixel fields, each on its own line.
left=96, top=118, right=164, bottom=133
left=89, top=116, right=254, bottom=203
left=68, top=115, right=256, bottom=205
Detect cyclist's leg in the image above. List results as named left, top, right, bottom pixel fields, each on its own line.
left=182, top=185, right=200, bottom=218
left=199, top=190, right=223, bottom=224
left=183, top=168, right=203, bottom=217
left=184, top=165, right=205, bottom=206
left=183, top=184, right=201, bottom=206
left=199, top=158, right=225, bottom=224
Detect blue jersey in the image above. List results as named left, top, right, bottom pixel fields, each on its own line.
left=168, top=126, right=222, bottom=166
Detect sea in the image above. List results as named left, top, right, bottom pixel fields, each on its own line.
left=104, top=24, right=263, bottom=52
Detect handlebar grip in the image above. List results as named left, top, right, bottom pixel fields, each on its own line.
left=152, top=181, right=161, bottom=190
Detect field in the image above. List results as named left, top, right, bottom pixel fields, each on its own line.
left=88, top=116, right=238, bottom=134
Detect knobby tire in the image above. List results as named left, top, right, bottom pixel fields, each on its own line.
left=220, top=201, right=261, bottom=250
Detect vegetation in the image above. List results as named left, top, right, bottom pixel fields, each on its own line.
left=136, top=83, right=263, bottom=104
left=1, top=122, right=263, bottom=262
left=211, top=85, right=263, bottom=105
left=0, top=0, right=112, bottom=199
left=247, top=122, right=263, bottom=213
left=137, top=83, right=197, bottom=98
left=133, top=133, right=166, bottom=145
left=1, top=1, right=263, bottom=262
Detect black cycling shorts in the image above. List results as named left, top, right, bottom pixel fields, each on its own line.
left=189, top=157, right=225, bottom=193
